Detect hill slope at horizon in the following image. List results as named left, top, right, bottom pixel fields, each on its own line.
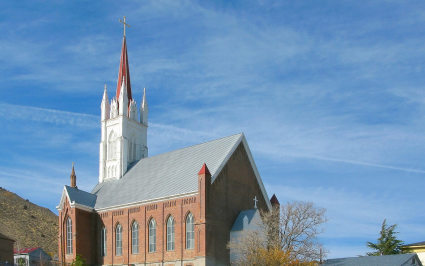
left=0, top=187, right=58, bottom=256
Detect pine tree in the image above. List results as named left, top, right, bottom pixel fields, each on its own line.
left=367, top=219, right=403, bottom=256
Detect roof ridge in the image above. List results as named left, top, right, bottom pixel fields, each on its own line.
left=65, top=185, right=93, bottom=194
left=106, top=133, right=239, bottom=177
left=119, top=132, right=243, bottom=179
left=145, top=132, right=243, bottom=160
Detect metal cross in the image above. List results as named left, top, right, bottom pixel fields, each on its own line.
left=119, top=16, right=131, bottom=37
left=253, top=196, right=258, bottom=209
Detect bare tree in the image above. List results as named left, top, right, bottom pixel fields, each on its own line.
left=228, top=231, right=266, bottom=266
left=276, top=201, right=327, bottom=261
left=228, top=201, right=327, bottom=265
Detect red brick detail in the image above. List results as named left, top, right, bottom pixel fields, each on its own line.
left=198, top=163, right=210, bottom=176
left=270, top=193, right=280, bottom=206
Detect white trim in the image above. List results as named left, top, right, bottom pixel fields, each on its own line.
left=56, top=186, right=72, bottom=211
left=241, top=136, right=272, bottom=210
left=211, top=133, right=271, bottom=210
left=95, top=191, right=199, bottom=212
left=56, top=186, right=95, bottom=212
left=71, top=202, right=94, bottom=212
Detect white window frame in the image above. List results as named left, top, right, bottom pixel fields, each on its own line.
left=149, top=219, right=156, bottom=253
left=132, top=221, right=139, bottom=254
left=186, top=213, right=194, bottom=249
left=166, top=216, right=175, bottom=251
left=66, top=217, right=72, bottom=254
left=115, top=224, right=122, bottom=256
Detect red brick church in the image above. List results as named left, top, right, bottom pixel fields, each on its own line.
left=57, top=19, right=277, bottom=266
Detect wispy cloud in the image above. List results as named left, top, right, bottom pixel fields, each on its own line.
left=0, top=102, right=98, bottom=128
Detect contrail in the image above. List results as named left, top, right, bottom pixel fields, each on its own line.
left=293, top=153, right=425, bottom=174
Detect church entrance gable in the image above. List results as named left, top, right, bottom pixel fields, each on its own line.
left=206, top=142, right=270, bottom=265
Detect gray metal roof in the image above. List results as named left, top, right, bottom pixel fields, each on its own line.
left=92, top=133, right=244, bottom=210
left=323, top=253, right=422, bottom=266
left=231, top=209, right=258, bottom=232
left=65, top=185, right=97, bottom=208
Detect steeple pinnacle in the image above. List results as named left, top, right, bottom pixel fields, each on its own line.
left=101, top=84, right=110, bottom=121
left=70, top=162, right=77, bottom=188
left=102, top=84, right=108, bottom=101
left=116, top=35, right=132, bottom=103
left=140, top=88, right=148, bottom=125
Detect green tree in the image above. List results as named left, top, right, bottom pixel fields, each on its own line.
left=17, top=257, right=26, bottom=266
left=367, top=219, right=403, bottom=256
left=71, top=254, right=86, bottom=266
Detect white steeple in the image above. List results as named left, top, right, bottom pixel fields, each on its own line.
left=101, top=84, right=110, bottom=121
left=118, top=77, right=128, bottom=117
left=98, top=34, right=148, bottom=183
left=140, top=88, right=148, bottom=125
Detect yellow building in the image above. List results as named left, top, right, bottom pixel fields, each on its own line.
left=402, top=241, right=425, bottom=265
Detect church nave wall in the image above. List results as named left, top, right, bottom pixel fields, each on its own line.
left=94, top=193, right=204, bottom=265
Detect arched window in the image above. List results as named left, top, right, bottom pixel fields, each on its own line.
left=100, top=227, right=107, bottom=256
left=131, top=221, right=139, bottom=254
left=148, top=219, right=156, bottom=253
left=186, top=213, right=194, bottom=249
left=108, top=131, right=116, bottom=160
left=115, top=224, right=122, bottom=256
left=166, top=216, right=175, bottom=251
left=66, top=217, right=72, bottom=254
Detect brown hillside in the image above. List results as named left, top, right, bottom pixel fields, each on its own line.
left=0, top=187, right=58, bottom=257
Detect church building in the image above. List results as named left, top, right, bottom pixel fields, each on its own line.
left=57, top=20, right=278, bottom=266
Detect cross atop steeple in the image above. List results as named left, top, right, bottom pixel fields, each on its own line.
left=119, top=16, right=130, bottom=37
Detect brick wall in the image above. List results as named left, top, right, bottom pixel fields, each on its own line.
left=96, top=194, right=203, bottom=265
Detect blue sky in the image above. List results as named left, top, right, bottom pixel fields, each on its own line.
left=1, top=0, right=425, bottom=259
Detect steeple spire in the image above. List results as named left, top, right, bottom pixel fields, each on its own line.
left=116, top=33, right=132, bottom=103
left=98, top=19, right=148, bottom=182
left=70, top=162, right=77, bottom=188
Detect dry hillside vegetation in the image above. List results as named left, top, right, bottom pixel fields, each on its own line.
left=0, top=187, right=58, bottom=257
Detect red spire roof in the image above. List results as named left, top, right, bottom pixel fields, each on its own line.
left=116, top=36, right=132, bottom=101
left=270, top=194, right=280, bottom=206
left=14, top=247, right=40, bottom=254
left=198, top=163, right=211, bottom=175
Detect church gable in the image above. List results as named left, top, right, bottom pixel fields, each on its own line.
left=205, top=140, right=271, bottom=264
left=57, top=186, right=96, bottom=212
left=211, top=135, right=271, bottom=210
